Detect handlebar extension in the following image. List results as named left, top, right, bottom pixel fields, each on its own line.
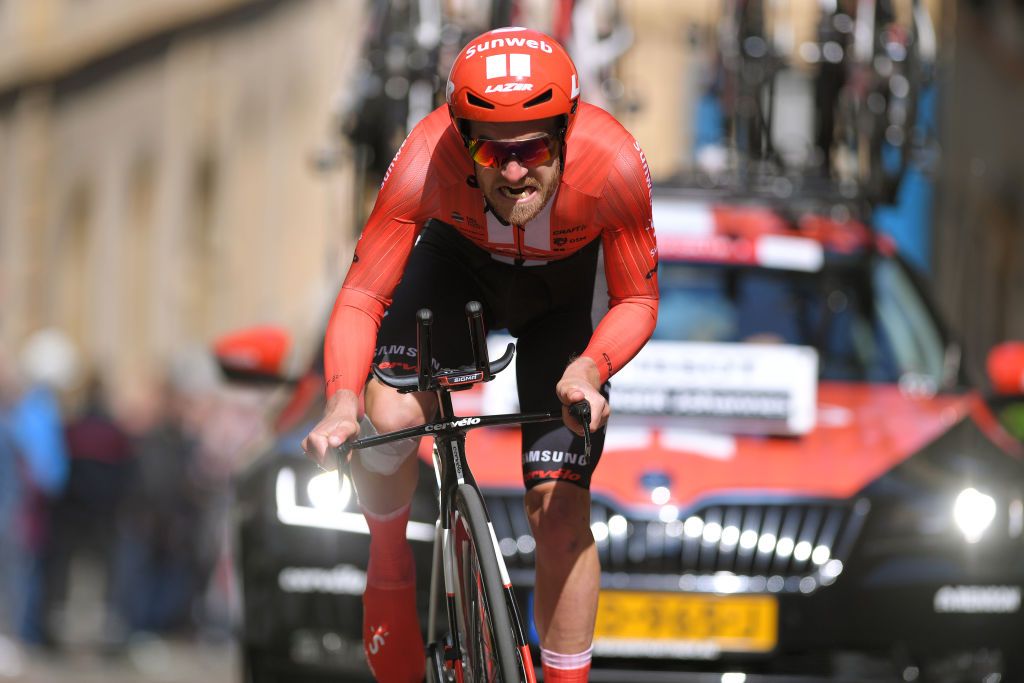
left=466, top=301, right=491, bottom=379
left=416, top=308, right=433, bottom=392
left=372, top=301, right=514, bottom=392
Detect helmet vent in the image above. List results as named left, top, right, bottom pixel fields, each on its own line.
left=467, top=93, right=495, bottom=110
left=523, top=89, right=553, bottom=108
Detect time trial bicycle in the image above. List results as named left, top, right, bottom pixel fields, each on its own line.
left=336, top=301, right=591, bottom=682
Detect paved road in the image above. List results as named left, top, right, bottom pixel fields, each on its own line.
left=1, top=637, right=236, bottom=683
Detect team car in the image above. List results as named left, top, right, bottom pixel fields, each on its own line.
left=224, top=185, right=1024, bottom=683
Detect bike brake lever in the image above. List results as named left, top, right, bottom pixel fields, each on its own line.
left=568, top=400, right=591, bottom=458
left=326, top=442, right=353, bottom=477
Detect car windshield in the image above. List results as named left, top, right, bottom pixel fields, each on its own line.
left=653, top=255, right=948, bottom=385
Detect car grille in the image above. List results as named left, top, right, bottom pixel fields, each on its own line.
left=484, top=491, right=868, bottom=592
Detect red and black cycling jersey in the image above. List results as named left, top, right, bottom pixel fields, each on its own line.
left=324, top=102, right=659, bottom=396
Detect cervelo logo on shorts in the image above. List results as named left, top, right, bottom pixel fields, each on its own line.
left=425, top=417, right=482, bottom=432
left=525, top=468, right=582, bottom=482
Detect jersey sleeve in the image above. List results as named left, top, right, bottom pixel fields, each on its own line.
left=323, top=127, right=438, bottom=397
left=582, top=138, right=659, bottom=384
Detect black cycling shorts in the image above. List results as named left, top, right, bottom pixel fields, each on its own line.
left=373, top=219, right=608, bottom=490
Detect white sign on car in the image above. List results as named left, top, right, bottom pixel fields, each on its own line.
left=610, top=340, right=819, bottom=435
left=483, top=335, right=818, bottom=436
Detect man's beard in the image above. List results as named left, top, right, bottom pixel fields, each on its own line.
left=487, top=164, right=560, bottom=225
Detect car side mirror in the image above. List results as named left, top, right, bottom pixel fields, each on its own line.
left=213, top=325, right=298, bottom=385
left=987, top=342, right=1024, bottom=397
left=987, top=342, right=1024, bottom=443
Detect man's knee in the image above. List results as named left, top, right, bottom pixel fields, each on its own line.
left=525, top=483, right=593, bottom=553
left=354, top=416, right=417, bottom=476
left=358, top=387, right=434, bottom=476
left=365, top=387, right=428, bottom=433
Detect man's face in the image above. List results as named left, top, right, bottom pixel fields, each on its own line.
left=466, top=118, right=561, bottom=225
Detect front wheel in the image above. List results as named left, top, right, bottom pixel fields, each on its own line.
left=450, top=484, right=529, bottom=682
left=426, top=641, right=453, bottom=683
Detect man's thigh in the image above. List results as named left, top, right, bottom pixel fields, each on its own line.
left=516, top=307, right=607, bottom=490
left=374, top=224, right=489, bottom=375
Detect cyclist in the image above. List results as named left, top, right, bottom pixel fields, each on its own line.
left=303, top=26, right=658, bottom=683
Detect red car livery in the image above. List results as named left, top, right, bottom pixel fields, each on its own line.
left=231, top=187, right=1024, bottom=683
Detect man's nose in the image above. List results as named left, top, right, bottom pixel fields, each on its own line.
left=500, top=158, right=529, bottom=183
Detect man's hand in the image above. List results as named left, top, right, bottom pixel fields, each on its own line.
left=555, top=357, right=608, bottom=436
left=301, top=389, right=360, bottom=469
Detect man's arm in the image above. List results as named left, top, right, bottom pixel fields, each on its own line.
left=582, top=137, right=659, bottom=385
left=305, top=122, right=438, bottom=464
left=322, top=129, right=437, bottom=398
left=556, top=136, right=658, bottom=434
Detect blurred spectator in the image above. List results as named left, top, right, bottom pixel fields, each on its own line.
left=115, top=376, right=202, bottom=637
left=34, top=374, right=132, bottom=649
left=114, top=347, right=264, bottom=639
left=0, top=331, right=72, bottom=652
left=189, top=384, right=269, bottom=637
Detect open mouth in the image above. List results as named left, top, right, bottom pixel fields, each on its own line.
left=499, top=186, right=538, bottom=201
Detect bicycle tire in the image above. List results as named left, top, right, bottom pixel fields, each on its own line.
left=450, top=484, right=525, bottom=682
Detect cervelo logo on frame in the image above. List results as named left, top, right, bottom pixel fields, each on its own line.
left=425, top=417, right=482, bottom=432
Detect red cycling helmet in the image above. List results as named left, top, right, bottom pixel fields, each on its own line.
left=447, top=27, right=580, bottom=143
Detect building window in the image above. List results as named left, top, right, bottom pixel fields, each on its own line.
left=185, top=155, right=220, bottom=340
left=56, top=182, right=93, bottom=353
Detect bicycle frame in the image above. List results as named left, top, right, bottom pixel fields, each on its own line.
left=342, top=393, right=557, bottom=680
left=429, top=393, right=553, bottom=679
left=339, top=302, right=589, bottom=681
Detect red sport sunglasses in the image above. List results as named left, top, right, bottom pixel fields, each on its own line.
left=466, top=134, right=558, bottom=169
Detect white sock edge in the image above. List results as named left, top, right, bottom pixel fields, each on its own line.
left=540, top=645, right=593, bottom=669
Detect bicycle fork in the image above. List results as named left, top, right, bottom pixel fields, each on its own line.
left=426, top=433, right=470, bottom=682
left=426, top=431, right=537, bottom=682
left=430, top=505, right=537, bottom=682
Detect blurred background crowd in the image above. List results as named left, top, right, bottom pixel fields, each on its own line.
left=1, top=0, right=1023, bottom=680
left=0, top=327, right=267, bottom=677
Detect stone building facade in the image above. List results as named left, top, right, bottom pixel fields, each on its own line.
left=0, top=0, right=363, bottom=395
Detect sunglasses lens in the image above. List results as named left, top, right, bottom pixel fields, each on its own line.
left=469, top=136, right=554, bottom=168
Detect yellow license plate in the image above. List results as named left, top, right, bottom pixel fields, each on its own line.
left=593, top=591, right=778, bottom=656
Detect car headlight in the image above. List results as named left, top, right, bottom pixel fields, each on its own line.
left=274, top=465, right=435, bottom=540
left=307, top=470, right=353, bottom=511
left=953, top=487, right=997, bottom=543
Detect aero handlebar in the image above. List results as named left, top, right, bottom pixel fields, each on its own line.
left=341, top=300, right=591, bottom=463
left=371, top=303, right=515, bottom=393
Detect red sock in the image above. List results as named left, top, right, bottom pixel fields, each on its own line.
left=361, top=504, right=425, bottom=683
left=365, top=503, right=416, bottom=587
left=541, top=646, right=592, bottom=683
